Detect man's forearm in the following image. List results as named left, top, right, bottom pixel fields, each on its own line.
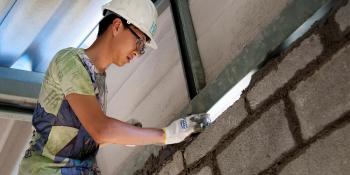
left=97, top=116, right=164, bottom=145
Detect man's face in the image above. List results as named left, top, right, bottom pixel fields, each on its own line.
left=111, top=19, right=147, bottom=67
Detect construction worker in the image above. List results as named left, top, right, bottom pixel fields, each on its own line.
left=18, top=0, right=209, bottom=174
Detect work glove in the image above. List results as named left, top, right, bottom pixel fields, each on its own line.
left=125, top=118, right=143, bottom=147
left=163, top=113, right=211, bottom=145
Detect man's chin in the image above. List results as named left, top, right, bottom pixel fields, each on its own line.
left=115, top=61, right=128, bottom=67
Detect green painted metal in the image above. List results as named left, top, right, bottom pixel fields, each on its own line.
left=170, top=0, right=206, bottom=99
left=0, top=67, right=43, bottom=121
left=0, top=67, right=43, bottom=99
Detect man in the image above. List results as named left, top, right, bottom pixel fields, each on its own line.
left=19, top=0, right=209, bottom=174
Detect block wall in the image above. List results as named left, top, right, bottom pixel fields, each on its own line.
left=135, top=1, right=350, bottom=174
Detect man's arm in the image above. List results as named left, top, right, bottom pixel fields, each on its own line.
left=66, top=93, right=164, bottom=145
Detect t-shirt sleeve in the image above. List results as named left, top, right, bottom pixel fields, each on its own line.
left=51, top=49, right=95, bottom=96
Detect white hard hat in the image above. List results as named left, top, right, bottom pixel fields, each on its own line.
left=102, top=0, right=158, bottom=49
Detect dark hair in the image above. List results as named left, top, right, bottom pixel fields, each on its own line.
left=97, top=12, right=129, bottom=37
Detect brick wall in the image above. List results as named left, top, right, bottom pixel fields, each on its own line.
left=135, top=1, right=350, bottom=174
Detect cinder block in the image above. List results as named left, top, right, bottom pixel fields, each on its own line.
left=247, top=35, right=323, bottom=109
left=217, top=102, right=295, bottom=175
left=335, top=2, right=350, bottom=32
left=193, top=166, right=212, bottom=175
left=280, top=123, right=350, bottom=175
left=159, top=151, right=184, bottom=175
left=0, top=120, right=32, bottom=175
left=184, top=99, right=247, bottom=165
left=290, top=44, right=350, bottom=139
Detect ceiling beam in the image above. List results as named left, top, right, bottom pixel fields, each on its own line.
left=0, top=67, right=43, bottom=99
left=170, top=0, right=206, bottom=99
left=0, top=67, right=42, bottom=121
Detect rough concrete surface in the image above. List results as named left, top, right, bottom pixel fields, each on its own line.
left=158, top=151, right=184, bottom=175
left=193, top=166, right=212, bottom=175
left=190, top=0, right=290, bottom=83
left=247, top=35, right=323, bottom=109
left=0, top=121, right=31, bottom=175
left=184, top=99, right=247, bottom=165
left=335, top=1, right=350, bottom=32
left=290, top=44, right=350, bottom=139
left=280, top=122, right=350, bottom=175
left=217, top=102, right=295, bottom=175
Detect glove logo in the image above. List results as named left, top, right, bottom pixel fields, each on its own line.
left=180, top=119, right=188, bottom=129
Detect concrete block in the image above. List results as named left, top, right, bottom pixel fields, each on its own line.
left=247, top=35, right=323, bottom=109
left=193, top=166, right=212, bottom=175
left=0, top=120, right=32, bottom=175
left=0, top=118, right=14, bottom=152
left=280, top=123, right=350, bottom=175
left=290, top=44, right=350, bottom=139
left=335, top=2, right=350, bottom=32
left=184, top=99, right=247, bottom=165
left=217, top=102, right=295, bottom=175
left=159, top=151, right=184, bottom=175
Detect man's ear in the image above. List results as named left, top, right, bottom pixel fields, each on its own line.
left=112, top=18, right=122, bottom=37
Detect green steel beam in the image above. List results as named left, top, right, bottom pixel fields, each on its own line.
left=0, top=67, right=43, bottom=121
left=0, top=67, right=43, bottom=99
left=170, top=0, right=206, bottom=99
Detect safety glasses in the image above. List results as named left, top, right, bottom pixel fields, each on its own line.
left=125, top=25, right=146, bottom=55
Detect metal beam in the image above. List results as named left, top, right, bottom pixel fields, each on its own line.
left=0, top=67, right=43, bottom=99
left=0, top=67, right=42, bottom=121
left=170, top=0, right=206, bottom=99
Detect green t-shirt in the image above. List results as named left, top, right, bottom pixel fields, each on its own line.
left=19, top=48, right=107, bottom=175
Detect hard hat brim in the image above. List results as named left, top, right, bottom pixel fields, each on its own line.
left=146, top=34, right=157, bottom=49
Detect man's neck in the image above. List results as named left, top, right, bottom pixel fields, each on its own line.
left=84, top=37, right=111, bottom=73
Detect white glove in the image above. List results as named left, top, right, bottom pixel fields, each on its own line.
left=125, top=119, right=143, bottom=147
left=163, top=113, right=211, bottom=145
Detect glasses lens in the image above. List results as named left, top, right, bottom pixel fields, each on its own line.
left=136, top=39, right=146, bottom=55
left=127, top=26, right=146, bottom=55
